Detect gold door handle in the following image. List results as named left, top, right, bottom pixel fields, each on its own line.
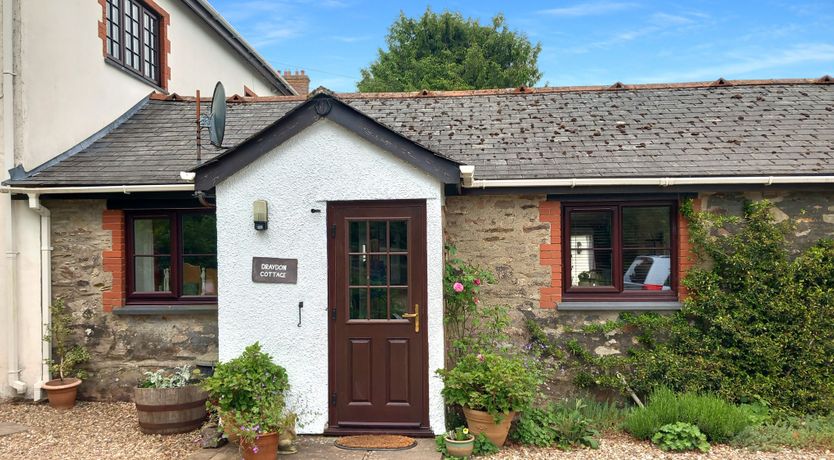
left=402, top=305, right=419, bottom=333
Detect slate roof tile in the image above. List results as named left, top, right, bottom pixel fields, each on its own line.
left=8, top=80, right=834, bottom=186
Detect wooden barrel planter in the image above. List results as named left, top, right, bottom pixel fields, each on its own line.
left=134, top=385, right=208, bottom=434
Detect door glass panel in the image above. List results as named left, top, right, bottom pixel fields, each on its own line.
left=390, top=220, right=408, bottom=251
left=370, top=288, right=388, bottom=319
left=390, top=288, right=408, bottom=319
left=349, top=255, right=367, bottom=285
left=390, top=255, right=408, bottom=285
left=349, top=288, right=367, bottom=319
left=349, top=221, right=367, bottom=253
left=369, top=255, right=387, bottom=286
left=369, top=221, right=387, bottom=252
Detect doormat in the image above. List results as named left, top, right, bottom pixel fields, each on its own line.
left=334, top=435, right=416, bottom=451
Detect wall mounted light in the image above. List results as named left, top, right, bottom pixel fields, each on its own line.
left=253, top=200, right=268, bottom=231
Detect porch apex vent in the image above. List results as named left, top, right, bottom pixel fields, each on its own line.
left=818, top=75, right=833, bottom=84
left=608, top=82, right=626, bottom=90
left=713, top=77, right=731, bottom=86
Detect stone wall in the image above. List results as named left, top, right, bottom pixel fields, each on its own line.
left=48, top=199, right=218, bottom=400
left=443, top=190, right=834, bottom=398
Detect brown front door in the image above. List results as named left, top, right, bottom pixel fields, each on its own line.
left=327, top=201, right=429, bottom=433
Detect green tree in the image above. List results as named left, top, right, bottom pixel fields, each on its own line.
left=357, top=9, right=542, bottom=92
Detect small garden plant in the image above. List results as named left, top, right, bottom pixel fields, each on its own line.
left=511, top=400, right=600, bottom=449
left=139, top=365, right=199, bottom=388
left=448, top=426, right=472, bottom=441
left=201, top=342, right=290, bottom=446
left=436, top=432, right=498, bottom=459
left=651, top=422, right=710, bottom=452
left=44, top=299, right=90, bottom=381
left=623, top=387, right=751, bottom=443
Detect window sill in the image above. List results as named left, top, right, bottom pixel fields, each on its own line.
left=557, top=301, right=682, bottom=311
left=112, top=304, right=217, bottom=315
left=104, top=57, right=167, bottom=93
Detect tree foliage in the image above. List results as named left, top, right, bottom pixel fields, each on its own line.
left=569, top=200, right=834, bottom=414
left=357, top=9, right=542, bottom=92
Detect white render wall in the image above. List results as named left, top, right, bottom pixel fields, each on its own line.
left=216, top=119, right=446, bottom=434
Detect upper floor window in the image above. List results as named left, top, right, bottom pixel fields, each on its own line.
left=105, top=0, right=160, bottom=85
left=563, top=202, right=677, bottom=301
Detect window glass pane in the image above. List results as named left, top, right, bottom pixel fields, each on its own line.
left=134, top=255, right=171, bottom=292
left=349, top=221, right=367, bottom=253
left=390, top=255, right=408, bottom=285
left=182, top=214, right=216, bottom=254
left=570, top=249, right=613, bottom=287
left=369, top=255, right=387, bottom=286
left=369, top=221, right=387, bottom=252
left=183, top=255, right=218, bottom=296
left=390, top=220, right=407, bottom=251
left=349, top=288, right=367, bottom=319
left=370, top=288, right=387, bottom=319
left=623, top=251, right=671, bottom=291
left=133, top=218, right=170, bottom=254
left=570, top=211, right=612, bottom=249
left=623, top=206, right=671, bottom=248
left=349, top=255, right=367, bottom=286
left=390, top=288, right=408, bottom=319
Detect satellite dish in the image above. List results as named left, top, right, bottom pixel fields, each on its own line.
left=203, top=82, right=226, bottom=147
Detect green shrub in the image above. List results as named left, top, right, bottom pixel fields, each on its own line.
left=511, top=400, right=600, bottom=449
left=624, top=387, right=751, bottom=443
left=563, top=397, right=626, bottom=433
left=44, top=299, right=90, bottom=381
left=731, top=414, right=834, bottom=451
left=437, top=352, right=542, bottom=422
left=435, top=432, right=498, bottom=459
left=652, top=422, right=710, bottom=452
left=569, top=200, right=834, bottom=415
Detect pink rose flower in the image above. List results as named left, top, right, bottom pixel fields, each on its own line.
left=477, top=353, right=485, bottom=362
left=453, top=282, right=464, bottom=292
left=474, top=298, right=480, bottom=304
left=474, top=279, right=482, bottom=286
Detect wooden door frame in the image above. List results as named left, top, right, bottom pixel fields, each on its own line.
left=325, top=200, right=432, bottom=436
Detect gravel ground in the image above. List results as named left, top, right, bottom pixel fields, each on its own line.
left=493, top=433, right=831, bottom=460
left=0, top=401, right=202, bottom=460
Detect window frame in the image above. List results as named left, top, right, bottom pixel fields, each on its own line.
left=105, top=0, right=161, bottom=87
left=125, top=209, right=217, bottom=305
left=561, top=200, right=678, bottom=302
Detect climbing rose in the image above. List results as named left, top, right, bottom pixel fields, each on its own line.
left=453, top=282, right=464, bottom=292
left=474, top=279, right=481, bottom=286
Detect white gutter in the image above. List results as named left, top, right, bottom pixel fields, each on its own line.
left=0, top=184, right=195, bottom=195
left=3, top=0, right=26, bottom=395
left=27, top=194, right=51, bottom=401
left=459, top=166, right=834, bottom=188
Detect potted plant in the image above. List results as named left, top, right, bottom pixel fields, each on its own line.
left=134, top=365, right=208, bottom=434
left=202, top=342, right=290, bottom=460
left=42, top=299, right=90, bottom=409
left=445, top=426, right=475, bottom=457
left=437, top=352, right=542, bottom=446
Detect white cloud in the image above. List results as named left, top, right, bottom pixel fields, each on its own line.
left=539, top=1, right=638, bottom=17
left=634, top=43, right=834, bottom=82
left=330, top=35, right=372, bottom=43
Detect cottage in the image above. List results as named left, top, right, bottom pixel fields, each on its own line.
left=3, top=77, right=834, bottom=435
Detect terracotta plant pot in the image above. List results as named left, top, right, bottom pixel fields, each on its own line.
left=445, top=435, right=475, bottom=457
left=240, top=432, right=279, bottom=460
left=42, top=378, right=82, bottom=410
left=463, top=407, right=515, bottom=447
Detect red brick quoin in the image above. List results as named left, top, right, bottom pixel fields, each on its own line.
left=102, top=209, right=126, bottom=312
left=538, top=198, right=699, bottom=309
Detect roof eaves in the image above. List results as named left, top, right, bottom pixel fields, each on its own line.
left=181, top=0, right=296, bottom=96
left=3, top=95, right=152, bottom=186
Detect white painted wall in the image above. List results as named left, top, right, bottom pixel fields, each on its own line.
left=1, top=0, right=287, bottom=399
left=216, top=119, right=446, bottom=434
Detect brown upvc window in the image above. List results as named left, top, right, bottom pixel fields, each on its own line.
left=105, top=0, right=160, bottom=85
left=563, top=202, right=677, bottom=301
left=126, top=210, right=217, bottom=304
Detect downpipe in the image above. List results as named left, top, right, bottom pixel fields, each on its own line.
left=27, top=194, right=51, bottom=401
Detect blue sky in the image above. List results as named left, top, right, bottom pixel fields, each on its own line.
left=210, top=0, right=834, bottom=92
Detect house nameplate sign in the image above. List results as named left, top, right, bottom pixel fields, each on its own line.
left=252, top=257, right=298, bottom=284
